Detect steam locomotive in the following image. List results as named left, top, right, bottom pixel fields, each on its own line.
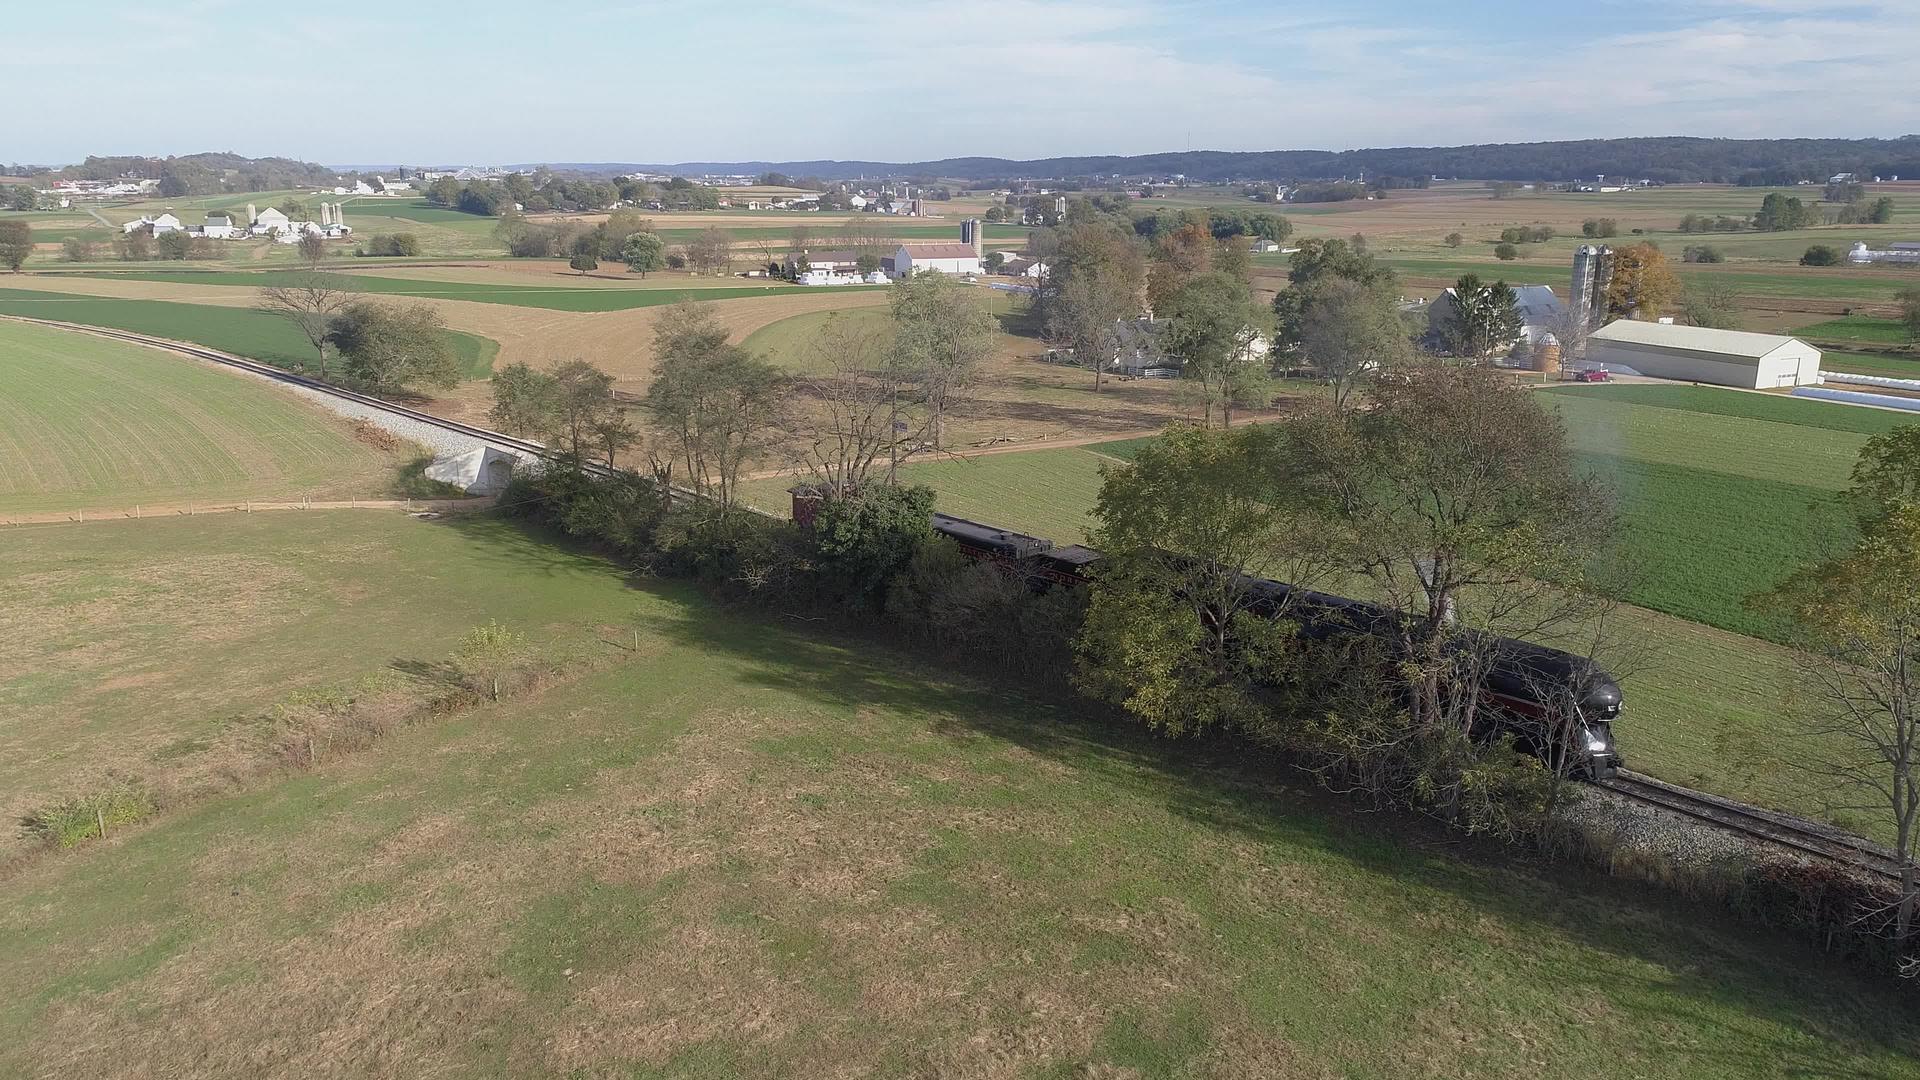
left=929, top=512, right=1625, bottom=778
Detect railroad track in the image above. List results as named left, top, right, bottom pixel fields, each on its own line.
left=3, top=315, right=724, bottom=505
left=3, top=315, right=557, bottom=459
left=1597, top=770, right=1909, bottom=883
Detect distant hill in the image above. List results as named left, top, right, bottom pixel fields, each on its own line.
left=47, top=152, right=342, bottom=196
left=512, top=136, right=1920, bottom=186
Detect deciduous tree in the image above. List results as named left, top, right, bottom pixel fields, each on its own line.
left=1076, top=423, right=1334, bottom=734
left=325, top=301, right=462, bottom=393
left=258, top=272, right=350, bottom=377
left=1161, top=271, right=1270, bottom=428
left=0, top=220, right=29, bottom=272
left=1770, top=502, right=1920, bottom=946
left=783, top=311, right=925, bottom=494
left=645, top=302, right=786, bottom=503
left=1605, top=242, right=1680, bottom=319
left=457, top=620, right=528, bottom=701
left=1283, top=360, right=1616, bottom=739
left=1039, top=221, right=1147, bottom=391
left=1146, top=221, right=1213, bottom=313
left=1680, top=279, right=1742, bottom=329
left=1897, top=286, right=1920, bottom=344
left=1270, top=236, right=1397, bottom=350
left=1300, top=276, right=1410, bottom=408
left=888, top=272, right=994, bottom=450
left=621, top=231, right=665, bottom=277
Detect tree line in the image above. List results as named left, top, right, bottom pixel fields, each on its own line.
left=708, top=136, right=1920, bottom=186
left=494, top=304, right=1920, bottom=973
left=424, top=172, right=723, bottom=217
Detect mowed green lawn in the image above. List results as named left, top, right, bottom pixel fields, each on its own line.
left=0, top=289, right=496, bottom=377
left=0, top=321, right=431, bottom=515
left=70, top=270, right=884, bottom=313
left=2, top=513, right=1916, bottom=1077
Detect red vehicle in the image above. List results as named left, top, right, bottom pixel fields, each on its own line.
left=1567, top=367, right=1611, bottom=383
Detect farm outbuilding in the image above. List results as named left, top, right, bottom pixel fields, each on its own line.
left=1586, top=321, right=1822, bottom=389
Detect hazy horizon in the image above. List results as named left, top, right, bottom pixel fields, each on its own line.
left=7, top=0, right=1916, bottom=166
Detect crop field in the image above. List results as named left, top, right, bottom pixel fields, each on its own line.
left=3, top=513, right=1916, bottom=1077
left=71, top=269, right=886, bottom=313
left=0, top=288, right=496, bottom=378
left=1795, top=314, right=1915, bottom=345
left=0, top=321, right=433, bottom=517
left=1542, top=385, right=1911, bottom=641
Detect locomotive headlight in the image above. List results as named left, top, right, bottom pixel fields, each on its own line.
left=1586, top=736, right=1609, bottom=752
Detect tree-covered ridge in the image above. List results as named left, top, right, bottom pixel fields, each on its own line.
left=42, top=153, right=344, bottom=195
left=651, top=135, right=1920, bottom=184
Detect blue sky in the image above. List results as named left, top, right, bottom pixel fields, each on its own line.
left=5, top=0, right=1913, bottom=166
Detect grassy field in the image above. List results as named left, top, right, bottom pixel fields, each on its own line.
left=738, top=305, right=893, bottom=369
left=71, top=270, right=885, bottom=313
left=0, top=321, right=436, bottom=516
left=1796, top=314, right=1915, bottom=345
left=742, top=445, right=1120, bottom=540
left=1819, top=349, right=1920, bottom=379
left=0, top=289, right=496, bottom=378
left=2, top=512, right=1916, bottom=1077
left=0, top=513, right=643, bottom=852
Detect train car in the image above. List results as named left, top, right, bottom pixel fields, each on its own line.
left=929, top=512, right=1624, bottom=778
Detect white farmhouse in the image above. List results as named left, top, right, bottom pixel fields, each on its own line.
left=1586, top=320, right=1822, bottom=388
left=199, top=213, right=236, bottom=239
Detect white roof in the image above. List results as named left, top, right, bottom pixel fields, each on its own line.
left=1590, top=319, right=1811, bottom=360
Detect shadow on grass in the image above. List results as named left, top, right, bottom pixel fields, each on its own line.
left=643, top=597, right=1920, bottom=1071
left=426, top=512, right=1920, bottom=1069
left=389, top=455, right=467, bottom=501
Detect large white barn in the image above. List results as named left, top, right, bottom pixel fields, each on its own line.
left=886, top=242, right=984, bottom=278
left=1586, top=321, right=1822, bottom=389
